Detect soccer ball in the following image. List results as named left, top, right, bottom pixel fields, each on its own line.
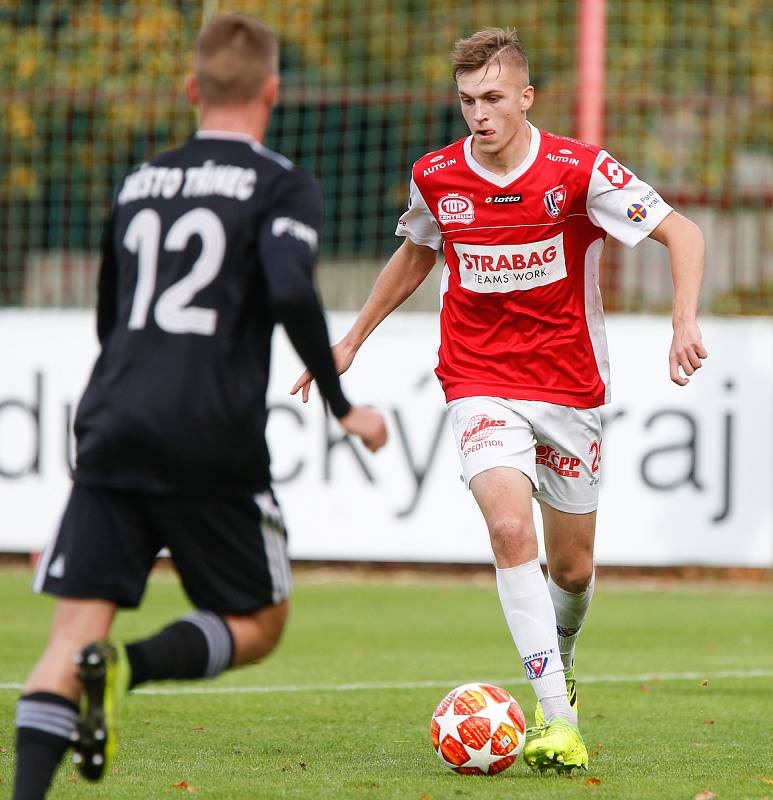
left=430, top=682, right=526, bottom=775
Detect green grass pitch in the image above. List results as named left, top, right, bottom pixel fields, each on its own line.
left=1, top=567, right=771, bottom=799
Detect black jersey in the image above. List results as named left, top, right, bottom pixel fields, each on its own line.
left=73, top=131, right=350, bottom=495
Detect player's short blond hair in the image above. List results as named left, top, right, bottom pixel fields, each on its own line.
left=195, top=13, right=278, bottom=106
left=450, top=28, right=529, bottom=81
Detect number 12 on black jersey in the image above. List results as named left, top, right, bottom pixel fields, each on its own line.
left=123, top=207, right=226, bottom=336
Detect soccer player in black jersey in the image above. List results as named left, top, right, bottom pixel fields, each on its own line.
left=12, top=14, right=387, bottom=799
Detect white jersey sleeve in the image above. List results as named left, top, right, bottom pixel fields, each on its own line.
left=394, top=176, right=442, bottom=251
left=586, top=150, right=673, bottom=248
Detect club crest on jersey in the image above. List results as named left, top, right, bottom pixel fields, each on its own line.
left=543, top=184, right=566, bottom=218
left=438, top=193, right=475, bottom=225
left=627, top=203, right=647, bottom=222
left=524, top=656, right=549, bottom=679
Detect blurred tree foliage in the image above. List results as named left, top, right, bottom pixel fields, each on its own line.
left=0, top=0, right=770, bottom=275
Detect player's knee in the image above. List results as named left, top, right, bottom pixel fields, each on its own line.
left=551, top=564, right=593, bottom=594
left=488, top=516, right=535, bottom=560
left=228, top=601, right=289, bottom=665
left=255, top=609, right=287, bottom=654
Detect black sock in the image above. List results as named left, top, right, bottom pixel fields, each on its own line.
left=14, top=691, right=78, bottom=800
left=126, top=610, right=234, bottom=689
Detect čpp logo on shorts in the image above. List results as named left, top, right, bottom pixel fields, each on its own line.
left=535, top=444, right=581, bottom=478
left=460, top=415, right=506, bottom=451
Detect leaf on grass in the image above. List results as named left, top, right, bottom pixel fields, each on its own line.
left=585, top=776, right=602, bottom=786
left=763, top=777, right=773, bottom=785
left=192, top=725, right=207, bottom=732
left=702, top=719, right=715, bottom=725
left=694, top=791, right=717, bottom=800
left=66, top=776, right=79, bottom=783
left=172, top=780, right=197, bottom=793
left=639, top=684, right=652, bottom=692
left=591, top=713, right=606, bottom=719
left=299, top=760, right=308, bottom=771
left=699, top=680, right=710, bottom=687
left=420, top=794, right=433, bottom=800
left=0, top=748, right=7, bottom=754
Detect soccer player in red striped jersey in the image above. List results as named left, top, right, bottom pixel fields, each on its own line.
left=292, top=27, right=707, bottom=772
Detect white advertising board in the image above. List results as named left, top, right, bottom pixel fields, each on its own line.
left=0, top=310, right=771, bottom=566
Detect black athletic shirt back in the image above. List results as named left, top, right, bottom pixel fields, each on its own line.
left=73, top=131, right=350, bottom=495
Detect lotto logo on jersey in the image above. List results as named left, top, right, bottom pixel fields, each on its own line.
left=598, top=156, right=633, bottom=188
left=438, top=193, right=475, bottom=225
left=485, top=194, right=522, bottom=204
left=453, top=233, right=567, bottom=294
left=535, top=444, right=581, bottom=477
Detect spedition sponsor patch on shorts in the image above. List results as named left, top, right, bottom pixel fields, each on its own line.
left=460, top=414, right=506, bottom=458
left=453, top=233, right=567, bottom=294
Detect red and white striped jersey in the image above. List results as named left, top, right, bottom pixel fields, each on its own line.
left=395, top=122, right=672, bottom=408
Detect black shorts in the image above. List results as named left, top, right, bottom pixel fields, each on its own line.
left=34, top=484, right=292, bottom=615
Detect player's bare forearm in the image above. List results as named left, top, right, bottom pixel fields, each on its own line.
left=343, top=238, right=437, bottom=352
left=649, top=211, right=708, bottom=385
left=290, top=238, right=436, bottom=402
left=649, top=211, right=705, bottom=321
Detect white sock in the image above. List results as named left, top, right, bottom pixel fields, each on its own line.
left=548, top=571, right=595, bottom=671
left=496, top=559, right=575, bottom=724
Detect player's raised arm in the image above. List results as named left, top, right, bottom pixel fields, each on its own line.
left=260, top=167, right=387, bottom=451
left=290, top=238, right=436, bottom=402
left=290, top=181, right=439, bottom=404
left=648, top=210, right=708, bottom=385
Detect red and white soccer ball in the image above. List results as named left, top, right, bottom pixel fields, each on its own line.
left=430, top=683, right=526, bottom=775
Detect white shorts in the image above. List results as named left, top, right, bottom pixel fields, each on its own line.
left=448, top=397, right=603, bottom=514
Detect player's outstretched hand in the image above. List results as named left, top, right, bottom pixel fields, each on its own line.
left=291, top=339, right=356, bottom=403
left=339, top=406, right=388, bottom=453
left=669, top=318, right=708, bottom=386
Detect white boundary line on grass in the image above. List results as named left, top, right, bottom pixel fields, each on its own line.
left=0, top=668, right=771, bottom=695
